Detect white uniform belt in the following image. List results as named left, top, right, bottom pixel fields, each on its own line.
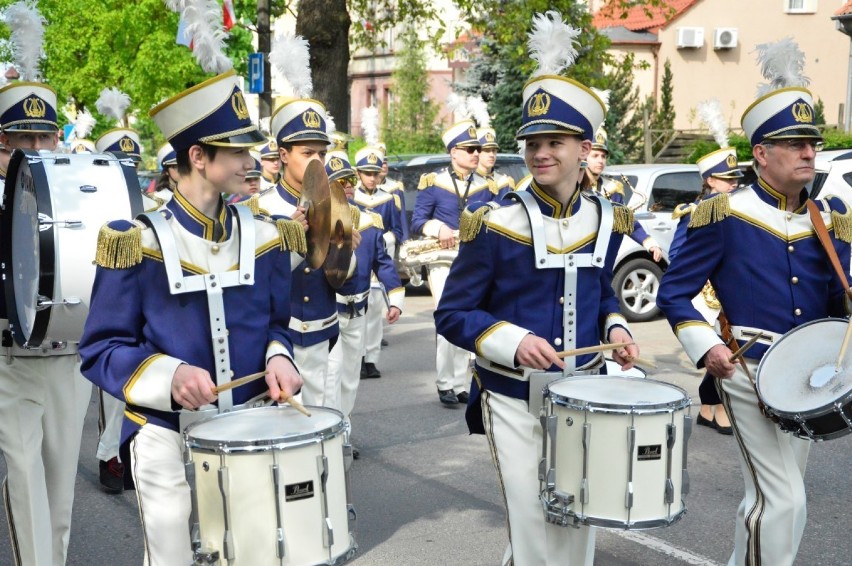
left=476, top=352, right=604, bottom=381
left=288, top=313, right=339, bottom=334
left=336, top=290, right=370, bottom=305
left=0, top=318, right=78, bottom=357
left=729, top=325, right=782, bottom=346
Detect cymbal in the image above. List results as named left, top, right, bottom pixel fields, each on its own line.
left=301, top=160, right=331, bottom=269
left=324, top=179, right=354, bottom=289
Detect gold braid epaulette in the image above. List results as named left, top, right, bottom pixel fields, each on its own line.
left=460, top=204, right=495, bottom=242
left=831, top=204, right=852, bottom=243
left=612, top=205, right=634, bottom=235
left=417, top=173, right=436, bottom=190
left=349, top=204, right=361, bottom=230
left=688, top=194, right=731, bottom=228
left=144, top=195, right=166, bottom=213
left=276, top=219, right=307, bottom=254
left=672, top=202, right=695, bottom=220
left=94, top=224, right=143, bottom=269
left=368, top=210, right=384, bottom=231
left=236, top=195, right=261, bottom=216
left=487, top=178, right=498, bottom=195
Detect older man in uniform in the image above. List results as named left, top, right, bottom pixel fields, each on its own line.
left=411, top=120, right=503, bottom=405
left=658, top=83, right=850, bottom=564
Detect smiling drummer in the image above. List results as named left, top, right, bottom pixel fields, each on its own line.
left=657, top=39, right=852, bottom=565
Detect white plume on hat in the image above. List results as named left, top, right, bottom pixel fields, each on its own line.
left=96, top=87, right=131, bottom=125
left=447, top=92, right=471, bottom=121
left=467, top=96, right=491, bottom=129
left=591, top=88, right=610, bottom=113
left=258, top=116, right=271, bottom=136
left=361, top=105, right=380, bottom=146
left=696, top=98, right=729, bottom=148
left=270, top=32, right=313, bottom=98
left=72, top=109, right=96, bottom=140
left=3, top=1, right=45, bottom=82
left=164, top=0, right=188, bottom=11
left=181, top=0, right=232, bottom=74
left=325, top=111, right=337, bottom=135
left=528, top=11, right=580, bottom=78
left=754, top=37, right=809, bottom=98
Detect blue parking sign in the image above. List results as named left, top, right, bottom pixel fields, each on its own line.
left=248, top=53, right=264, bottom=94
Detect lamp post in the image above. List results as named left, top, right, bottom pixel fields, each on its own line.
left=831, top=11, right=852, bottom=132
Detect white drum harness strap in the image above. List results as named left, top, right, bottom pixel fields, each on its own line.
left=139, top=204, right=256, bottom=412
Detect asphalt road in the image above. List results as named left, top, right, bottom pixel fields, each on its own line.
left=1, top=292, right=850, bottom=565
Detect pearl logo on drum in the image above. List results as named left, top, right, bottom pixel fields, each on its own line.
left=285, top=480, right=315, bottom=501
left=637, top=444, right=662, bottom=461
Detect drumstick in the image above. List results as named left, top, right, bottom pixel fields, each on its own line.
left=281, top=394, right=312, bottom=417
left=835, top=316, right=852, bottom=371
left=628, top=356, right=658, bottom=369
left=728, top=332, right=764, bottom=363
left=556, top=342, right=634, bottom=359
left=214, top=371, right=267, bottom=394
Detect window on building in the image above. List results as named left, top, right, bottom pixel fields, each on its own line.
left=367, top=87, right=377, bottom=107
left=785, top=0, right=817, bottom=14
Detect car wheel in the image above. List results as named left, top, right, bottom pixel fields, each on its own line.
left=612, top=258, right=664, bottom=322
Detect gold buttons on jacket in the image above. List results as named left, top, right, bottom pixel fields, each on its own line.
left=559, top=297, right=565, bottom=305
left=561, top=220, right=569, bottom=228
left=786, top=213, right=793, bottom=220
left=302, top=323, right=309, bottom=330
left=554, top=338, right=563, bottom=346
left=794, top=308, right=802, bottom=316
left=211, top=244, right=220, bottom=254
left=788, top=245, right=794, bottom=253
left=303, top=297, right=310, bottom=303
left=791, top=277, right=799, bottom=284
left=304, top=267, right=311, bottom=274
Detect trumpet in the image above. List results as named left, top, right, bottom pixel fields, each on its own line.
left=602, top=172, right=647, bottom=211
left=399, top=234, right=459, bottom=286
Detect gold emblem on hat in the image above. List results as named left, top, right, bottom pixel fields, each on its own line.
left=268, top=140, right=278, bottom=152
left=367, top=152, right=378, bottom=165
left=726, top=154, right=737, bottom=168
left=23, top=96, right=47, bottom=118
left=467, top=125, right=477, bottom=138
left=791, top=102, right=813, bottom=124
left=74, top=143, right=87, bottom=152
left=528, top=92, right=551, bottom=118
left=486, top=132, right=495, bottom=142
left=329, top=157, right=344, bottom=171
left=231, top=91, right=250, bottom=120
left=595, top=132, right=605, bottom=144
left=119, top=137, right=136, bottom=152
left=302, top=110, right=321, bottom=129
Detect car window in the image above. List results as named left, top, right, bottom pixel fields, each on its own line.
left=647, top=172, right=702, bottom=212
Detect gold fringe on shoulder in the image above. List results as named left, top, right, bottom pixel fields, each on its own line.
left=349, top=205, right=361, bottom=230
left=417, top=173, right=436, bottom=190
left=95, top=224, right=143, bottom=269
left=672, top=202, right=695, bottom=220
left=487, top=178, right=499, bottom=195
left=369, top=210, right=384, bottom=231
left=612, top=206, right=634, bottom=235
left=460, top=205, right=493, bottom=242
left=143, top=195, right=166, bottom=213
left=688, top=194, right=731, bottom=228
left=393, top=194, right=401, bottom=210
left=276, top=219, right=307, bottom=255
left=236, top=194, right=261, bottom=216
left=831, top=206, right=852, bottom=243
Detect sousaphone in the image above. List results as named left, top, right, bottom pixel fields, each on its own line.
left=301, top=160, right=353, bottom=289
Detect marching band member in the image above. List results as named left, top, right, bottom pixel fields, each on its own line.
left=657, top=39, right=851, bottom=566
left=69, top=108, right=97, bottom=154
left=325, top=150, right=404, bottom=456
left=434, top=12, right=638, bottom=564
left=94, top=87, right=143, bottom=165
left=228, top=151, right=262, bottom=203
left=151, top=142, right=178, bottom=198
left=376, top=142, right=409, bottom=242
left=476, top=126, right=516, bottom=193
left=411, top=118, right=502, bottom=406
left=257, top=138, right=280, bottom=190
left=0, top=5, right=92, bottom=563
left=79, top=70, right=304, bottom=564
left=353, top=144, right=402, bottom=379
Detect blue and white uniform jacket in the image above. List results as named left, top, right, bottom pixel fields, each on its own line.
left=335, top=209, right=405, bottom=317
left=254, top=180, right=341, bottom=347
left=590, top=176, right=658, bottom=252
left=657, top=179, right=852, bottom=366
left=434, top=183, right=633, bottom=433
left=478, top=168, right=516, bottom=196
left=378, top=177, right=409, bottom=241
left=410, top=168, right=502, bottom=237
left=79, top=191, right=300, bottom=445
left=354, top=185, right=403, bottom=249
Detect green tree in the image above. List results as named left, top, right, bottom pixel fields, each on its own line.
left=603, top=53, right=645, bottom=164
left=813, top=97, right=826, bottom=126
left=650, top=58, right=676, bottom=148
left=381, top=26, right=443, bottom=153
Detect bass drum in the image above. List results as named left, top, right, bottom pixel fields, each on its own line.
left=0, top=150, right=142, bottom=347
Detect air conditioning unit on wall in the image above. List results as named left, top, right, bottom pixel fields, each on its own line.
left=676, top=27, right=704, bottom=49
left=714, top=28, right=738, bottom=50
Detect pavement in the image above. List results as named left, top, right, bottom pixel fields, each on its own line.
left=1, top=292, right=850, bottom=565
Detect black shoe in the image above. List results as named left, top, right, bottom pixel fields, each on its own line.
left=363, top=363, right=381, bottom=379
left=715, top=421, right=734, bottom=435
left=360, top=358, right=368, bottom=379
left=696, top=414, right=717, bottom=429
left=99, top=457, right=124, bottom=494
left=438, top=389, right=459, bottom=405
left=352, top=446, right=361, bottom=459
left=456, top=391, right=470, bottom=404
left=381, top=338, right=389, bottom=347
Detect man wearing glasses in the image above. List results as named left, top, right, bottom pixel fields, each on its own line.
left=658, top=83, right=848, bottom=565
left=411, top=120, right=502, bottom=405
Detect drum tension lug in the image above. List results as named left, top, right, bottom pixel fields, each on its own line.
left=192, top=550, right=219, bottom=565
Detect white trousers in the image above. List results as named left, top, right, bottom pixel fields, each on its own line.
left=328, top=315, right=367, bottom=434
left=427, top=263, right=471, bottom=392
left=130, top=424, right=193, bottom=566
left=296, top=341, right=332, bottom=407
left=481, top=390, right=595, bottom=566
left=363, top=287, right=385, bottom=364
left=97, top=388, right=125, bottom=462
left=718, top=362, right=810, bottom=566
left=0, top=354, right=91, bottom=566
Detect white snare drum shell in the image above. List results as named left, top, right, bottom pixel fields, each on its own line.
left=545, top=376, right=690, bottom=529
left=185, top=407, right=355, bottom=565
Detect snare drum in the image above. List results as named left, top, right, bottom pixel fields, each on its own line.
left=540, top=376, right=691, bottom=529
left=757, top=318, right=852, bottom=441
left=184, top=406, right=357, bottom=565
left=0, top=150, right=142, bottom=347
